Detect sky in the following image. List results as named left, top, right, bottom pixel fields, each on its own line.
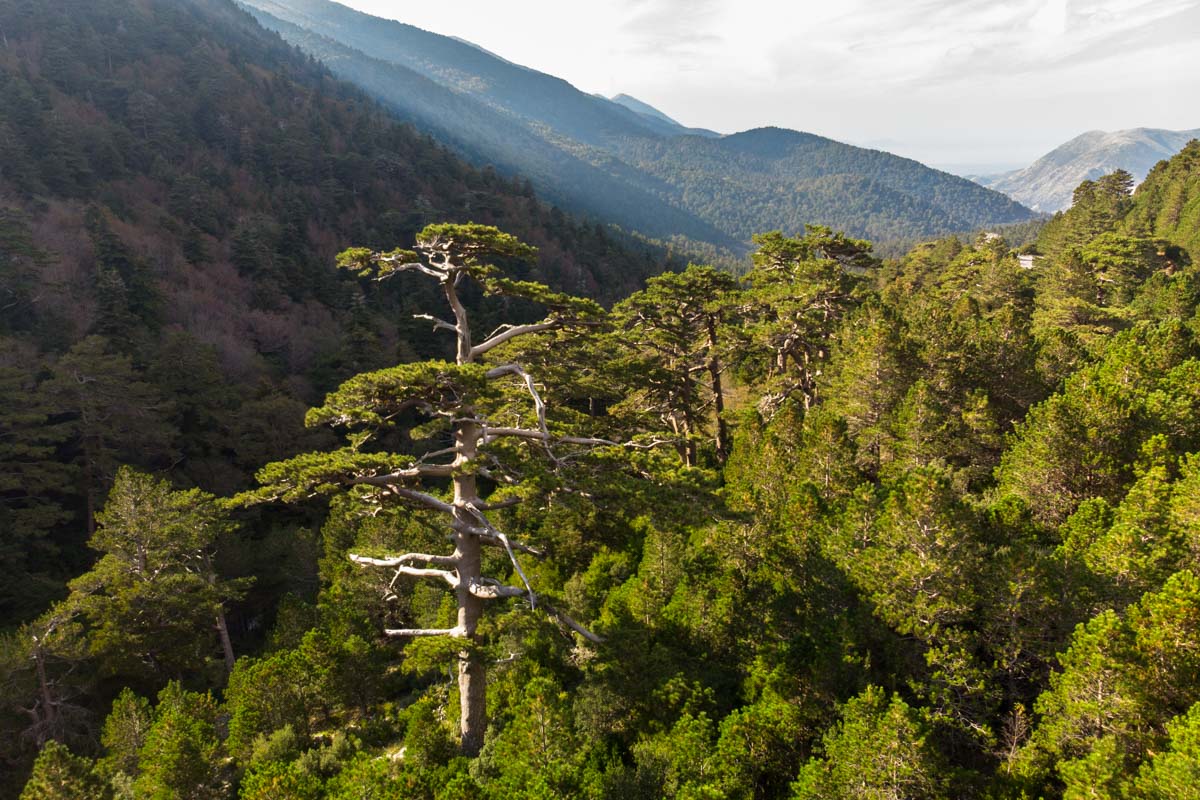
left=339, top=0, right=1200, bottom=174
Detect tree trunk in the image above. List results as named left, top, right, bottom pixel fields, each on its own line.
left=32, top=642, right=56, bottom=736
left=457, top=632, right=486, bottom=757
left=215, top=609, right=236, bottom=676
left=705, top=318, right=729, bottom=462
left=453, top=418, right=487, bottom=756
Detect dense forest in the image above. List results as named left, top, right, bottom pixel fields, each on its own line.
left=0, top=0, right=662, bottom=624
left=4, top=1, right=1200, bottom=799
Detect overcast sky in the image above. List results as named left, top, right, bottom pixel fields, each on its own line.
left=340, top=0, right=1200, bottom=173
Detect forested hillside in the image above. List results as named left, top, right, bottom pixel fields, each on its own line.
left=1125, top=139, right=1200, bottom=258
left=6, top=27, right=1200, bottom=788
left=238, top=0, right=1035, bottom=254
left=0, top=0, right=661, bottom=670
left=232, top=8, right=741, bottom=253
left=5, top=0, right=1200, bottom=798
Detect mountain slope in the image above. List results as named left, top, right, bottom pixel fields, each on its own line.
left=1125, top=139, right=1200, bottom=259
left=0, top=0, right=668, bottom=626
left=609, top=93, right=719, bottom=138
left=240, top=7, right=740, bottom=250
left=618, top=127, right=1034, bottom=242
left=977, top=128, right=1200, bottom=213
left=238, top=0, right=669, bottom=148
left=238, top=0, right=1035, bottom=251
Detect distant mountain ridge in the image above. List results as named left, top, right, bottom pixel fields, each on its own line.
left=239, top=0, right=1035, bottom=254
left=975, top=128, right=1200, bottom=213
left=608, top=94, right=719, bottom=138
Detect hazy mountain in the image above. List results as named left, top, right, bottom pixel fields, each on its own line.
left=238, top=0, right=671, bottom=147
left=239, top=0, right=1034, bottom=253
left=609, top=93, right=719, bottom=138
left=976, top=128, right=1200, bottom=213
left=240, top=7, right=741, bottom=251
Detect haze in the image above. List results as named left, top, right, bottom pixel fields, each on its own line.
left=336, top=0, right=1200, bottom=174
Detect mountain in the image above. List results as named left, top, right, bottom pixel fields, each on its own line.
left=608, top=93, right=719, bottom=138
left=975, top=128, right=1200, bottom=213
left=237, top=0, right=1035, bottom=253
left=229, top=7, right=741, bottom=252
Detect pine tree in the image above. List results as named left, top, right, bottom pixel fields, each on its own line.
left=610, top=264, right=739, bottom=464
left=247, top=224, right=610, bottom=756
left=47, top=336, right=177, bottom=535
left=19, top=741, right=108, bottom=800
left=68, top=468, right=245, bottom=681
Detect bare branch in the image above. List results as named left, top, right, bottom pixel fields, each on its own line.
left=475, top=529, right=546, bottom=558
left=476, top=466, right=519, bottom=485
left=382, top=626, right=466, bottom=638
left=416, top=446, right=458, bottom=465
left=485, top=363, right=554, bottom=459
left=348, top=552, right=459, bottom=568
left=543, top=603, right=604, bottom=644
left=352, top=464, right=454, bottom=487
left=383, top=487, right=456, bottom=514
left=380, top=259, right=443, bottom=281
left=464, top=505, right=535, bottom=606
left=482, top=427, right=618, bottom=447
left=413, top=313, right=459, bottom=334
left=473, top=321, right=561, bottom=359
left=389, top=566, right=458, bottom=586
left=465, top=579, right=527, bottom=600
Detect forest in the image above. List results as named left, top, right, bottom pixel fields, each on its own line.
left=4, top=0, right=1200, bottom=799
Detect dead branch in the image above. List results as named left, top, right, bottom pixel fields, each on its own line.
left=473, top=321, right=562, bottom=359
left=383, top=626, right=466, bottom=637
left=543, top=603, right=604, bottom=644
left=348, top=552, right=459, bottom=568
left=413, top=313, right=459, bottom=333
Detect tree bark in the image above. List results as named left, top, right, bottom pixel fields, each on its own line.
left=450, top=273, right=486, bottom=755
left=453, top=419, right=486, bottom=756
left=342, top=241, right=605, bottom=757
left=705, top=318, right=729, bottom=462
left=215, top=609, right=236, bottom=677
left=32, top=641, right=57, bottom=734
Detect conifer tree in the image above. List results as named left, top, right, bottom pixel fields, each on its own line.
left=739, top=226, right=871, bottom=414
left=68, top=468, right=246, bottom=680
left=611, top=264, right=739, bottom=464
left=18, top=740, right=107, bottom=800
left=248, top=223, right=609, bottom=756
left=47, top=337, right=177, bottom=535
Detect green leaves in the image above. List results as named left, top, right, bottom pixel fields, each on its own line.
left=305, top=361, right=493, bottom=430
left=1022, top=571, right=1200, bottom=795
left=245, top=450, right=420, bottom=505
left=793, top=686, right=948, bottom=800
left=416, top=222, right=538, bottom=265
left=337, top=224, right=538, bottom=286
left=334, top=246, right=419, bottom=279
left=478, top=276, right=604, bottom=321
left=18, top=741, right=107, bottom=800
left=997, top=321, right=1200, bottom=527
left=64, top=468, right=246, bottom=681
left=132, top=683, right=225, bottom=800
